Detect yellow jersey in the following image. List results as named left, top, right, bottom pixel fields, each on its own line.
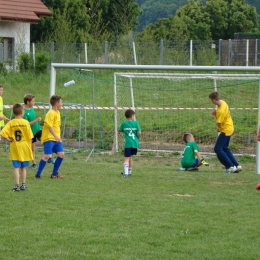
left=42, top=109, right=61, bottom=143
left=216, top=100, right=234, bottom=135
left=0, top=118, right=33, bottom=161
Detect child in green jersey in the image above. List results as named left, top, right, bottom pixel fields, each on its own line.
left=0, top=85, right=10, bottom=139
left=179, top=132, right=209, bottom=171
left=119, top=109, right=141, bottom=177
left=23, top=94, right=42, bottom=169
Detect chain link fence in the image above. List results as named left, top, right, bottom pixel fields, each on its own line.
left=1, top=39, right=260, bottom=69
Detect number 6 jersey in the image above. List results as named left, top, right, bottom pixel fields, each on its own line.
left=0, top=118, right=33, bottom=161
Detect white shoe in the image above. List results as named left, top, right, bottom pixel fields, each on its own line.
left=224, top=166, right=237, bottom=173
left=236, top=165, right=242, bottom=172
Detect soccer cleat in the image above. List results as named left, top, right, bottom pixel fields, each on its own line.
left=178, top=167, right=186, bottom=171
left=20, top=185, right=26, bottom=191
left=224, top=166, right=237, bottom=173
left=12, top=186, right=20, bottom=192
left=255, top=183, right=260, bottom=190
left=123, top=173, right=128, bottom=178
left=47, top=158, right=55, bottom=164
left=121, top=172, right=124, bottom=176
left=201, top=158, right=209, bottom=166
left=236, top=165, right=242, bottom=172
left=34, top=175, right=41, bottom=179
left=51, top=173, right=63, bottom=179
left=31, top=164, right=37, bottom=169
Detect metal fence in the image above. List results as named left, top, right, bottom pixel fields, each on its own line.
left=0, top=39, right=260, bottom=70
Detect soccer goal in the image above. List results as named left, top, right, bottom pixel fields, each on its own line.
left=113, top=72, right=260, bottom=155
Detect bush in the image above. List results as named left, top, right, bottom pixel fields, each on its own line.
left=17, top=52, right=32, bottom=72
left=35, top=52, right=51, bottom=73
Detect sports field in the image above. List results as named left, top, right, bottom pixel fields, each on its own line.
left=0, top=146, right=259, bottom=260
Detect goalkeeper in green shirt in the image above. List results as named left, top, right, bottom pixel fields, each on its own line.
left=179, top=132, right=209, bottom=171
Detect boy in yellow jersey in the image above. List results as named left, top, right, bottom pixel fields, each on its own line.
left=0, top=85, right=10, bottom=139
left=35, top=95, right=65, bottom=179
left=209, top=91, right=242, bottom=173
left=0, top=104, right=33, bottom=191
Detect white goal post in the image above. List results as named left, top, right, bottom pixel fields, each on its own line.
left=49, top=64, right=260, bottom=174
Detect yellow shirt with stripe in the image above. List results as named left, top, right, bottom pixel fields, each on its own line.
left=0, top=118, right=33, bottom=161
left=216, top=100, right=234, bottom=136
left=0, top=96, right=4, bottom=127
left=42, top=109, right=61, bottom=144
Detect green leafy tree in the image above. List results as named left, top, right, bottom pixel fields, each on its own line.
left=138, top=0, right=258, bottom=41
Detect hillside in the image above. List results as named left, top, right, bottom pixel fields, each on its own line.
left=136, top=0, right=260, bottom=32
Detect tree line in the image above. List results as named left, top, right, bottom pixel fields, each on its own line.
left=31, top=0, right=260, bottom=43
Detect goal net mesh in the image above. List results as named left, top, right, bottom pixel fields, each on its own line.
left=114, top=73, right=259, bottom=154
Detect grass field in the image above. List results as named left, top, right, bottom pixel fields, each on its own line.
left=0, top=145, right=259, bottom=260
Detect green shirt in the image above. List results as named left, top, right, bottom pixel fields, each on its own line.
left=180, top=141, right=199, bottom=168
left=119, top=120, right=141, bottom=148
left=23, top=107, right=42, bottom=135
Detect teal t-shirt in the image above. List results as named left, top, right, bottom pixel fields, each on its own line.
left=119, top=120, right=141, bottom=148
left=23, top=107, right=42, bottom=135
left=180, top=141, right=199, bottom=168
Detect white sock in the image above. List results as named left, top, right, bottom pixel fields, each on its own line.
left=124, top=163, right=129, bottom=175
left=129, top=168, right=132, bottom=175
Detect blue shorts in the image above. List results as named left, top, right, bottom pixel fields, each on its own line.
left=12, top=161, right=30, bottom=168
left=191, top=159, right=199, bottom=168
left=124, top=148, right=138, bottom=157
left=43, top=141, right=64, bottom=155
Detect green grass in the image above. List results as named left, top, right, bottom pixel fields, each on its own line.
left=0, top=145, right=259, bottom=260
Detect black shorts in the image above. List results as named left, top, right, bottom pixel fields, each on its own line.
left=32, top=130, right=42, bottom=143
left=124, top=148, right=138, bottom=157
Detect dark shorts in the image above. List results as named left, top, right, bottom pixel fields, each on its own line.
left=43, top=141, right=64, bottom=155
left=32, top=130, right=42, bottom=143
left=124, top=148, right=138, bottom=157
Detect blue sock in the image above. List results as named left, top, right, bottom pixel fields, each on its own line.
left=52, top=157, right=63, bottom=175
left=36, top=159, right=47, bottom=177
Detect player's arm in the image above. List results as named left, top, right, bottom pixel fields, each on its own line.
left=211, top=109, right=222, bottom=129
left=137, top=131, right=141, bottom=139
left=48, top=126, right=61, bottom=142
left=30, top=117, right=42, bottom=125
left=195, top=150, right=202, bottom=161
left=0, top=115, right=10, bottom=122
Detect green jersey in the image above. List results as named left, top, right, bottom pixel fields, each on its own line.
left=180, top=141, right=199, bottom=168
left=119, top=120, right=141, bottom=148
left=23, top=107, right=42, bottom=135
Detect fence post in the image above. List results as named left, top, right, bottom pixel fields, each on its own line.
left=51, top=42, right=55, bottom=63
left=190, top=40, right=193, bottom=66
left=12, top=42, right=15, bottom=71
left=104, top=41, right=108, bottom=64
left=246, top=39, right=249, bottom=67
left=255, top=39, right=258, bottom=66
left=132, top=41, right=137, bottom=65
left=160, top=39, right=164, bottom=65
left=228, top=39, right=232, bottom=66
left=32, top=43, right=35, bottom=69
left=84, top=43, right=88, bottom=64
left=0, top=43, right=3, bottom=62
left=218, top=39, right=222, bottom=66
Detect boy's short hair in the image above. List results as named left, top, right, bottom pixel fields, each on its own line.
left=209, top=91, right=220, bottom=101
left=125, top=109, right=135, bottom=119
left=0, top=84, right=3, bottom=89
left=13, top=104, right=24, bottom=116
left=24, top=94, right=35, bottom=104
left=182, top=132, right=192, bottom=143
left=50, top=95, right=62, bottom=106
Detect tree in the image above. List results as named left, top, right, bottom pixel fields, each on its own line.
left=137, top=0, right=258, bottom=41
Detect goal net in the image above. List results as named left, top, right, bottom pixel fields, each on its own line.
left=114, top=73, right=260, bottom=155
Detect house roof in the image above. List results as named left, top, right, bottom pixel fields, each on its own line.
left=0, top=0, right=52, bottom=24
